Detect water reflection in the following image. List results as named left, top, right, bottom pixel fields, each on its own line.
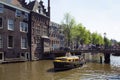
left=0, top=61, right=54, bottom=80
left=0, top=55, right=120, bottom=80
left=111, top=55, right=120, bottom=67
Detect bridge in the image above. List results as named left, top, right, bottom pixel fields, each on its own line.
left=43, top=49, right=120, bottom=63
left=50, top=49, right=120, bottom=55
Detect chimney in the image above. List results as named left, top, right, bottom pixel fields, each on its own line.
left=40, top=0, right=43, bottom=4
left=18, top=0, right=27, bottom=7
left=48, top=0, right=50, bottom=18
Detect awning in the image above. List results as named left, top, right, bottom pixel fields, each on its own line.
left=41, top=36, right=49, bottom=39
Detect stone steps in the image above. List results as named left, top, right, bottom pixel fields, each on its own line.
left=0, top=58, right=26, bottom=64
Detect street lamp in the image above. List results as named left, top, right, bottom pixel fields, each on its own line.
left=104, top=33, right=106, bottom=37
left=103, top=33, right=110, bottom=63
left=104, top=32, right=106, bottom=49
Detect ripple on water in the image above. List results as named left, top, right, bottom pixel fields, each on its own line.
left=59, top=73, right=120, bottom=80
left=55, top=61, right=120, bottom=80
left=111, top=55, right=120, bottom=66
left=0, top=56, right=120, bottom=80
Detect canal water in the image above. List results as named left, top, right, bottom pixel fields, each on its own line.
left=0, top=55, right=120, bottom=80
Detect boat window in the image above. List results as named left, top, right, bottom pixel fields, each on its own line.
left=61, top=58, right=67, bottom=61
left=75, top=59, right=79, bottom=61
left=56, top=58, right=67, bottom=61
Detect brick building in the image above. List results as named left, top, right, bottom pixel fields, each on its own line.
left=27, top=0, right=50, bottom=60
left=0, top=0, right=51, bottom=62
left=0, top=0, right=30, bottom=62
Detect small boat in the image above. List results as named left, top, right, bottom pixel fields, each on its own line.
left=53, top=52, right=85, bottom=71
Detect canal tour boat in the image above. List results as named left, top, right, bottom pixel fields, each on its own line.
left=53, top=52, right=85, bottom=71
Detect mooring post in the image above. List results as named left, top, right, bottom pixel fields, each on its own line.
left=100, top=56, right=102, bottom=63
left=104, top=53, right=110, bottom=64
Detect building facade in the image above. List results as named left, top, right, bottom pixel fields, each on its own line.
left=49, top=22, right=65, bottom=51
left=26, top=0, right=50, bottom=60
left=0, top=0, right=65, bottom=62
left=0, top=0, right=30, bottom=62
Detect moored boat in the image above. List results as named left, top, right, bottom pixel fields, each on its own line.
left=53, top=53, right=85, bottom=71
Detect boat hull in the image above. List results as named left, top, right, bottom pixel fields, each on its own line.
left=54, top=61, right=84, bottom=71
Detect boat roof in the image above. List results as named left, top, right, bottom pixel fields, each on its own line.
left=56, top=56, right=79, bottom=60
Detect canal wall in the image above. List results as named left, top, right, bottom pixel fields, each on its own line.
left=84, top=53, right=104, bottom=63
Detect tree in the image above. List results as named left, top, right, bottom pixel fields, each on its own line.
left=71, top=24, right=91, bottom=45
left=61, top=13, right=112, bottom=49
left=104, top=37, right=112, bottom=48
left=91, top=32, right=104, bottom=45
left=61, top=13, right=76, bottom=47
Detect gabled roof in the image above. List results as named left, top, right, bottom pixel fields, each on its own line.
left=27, top=1, right=35, bottom=10
left=0, top=0, right=29, bottom=13
left=27, top=0, right=48, bottom=16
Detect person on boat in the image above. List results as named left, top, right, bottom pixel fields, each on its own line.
left=65, top=52, right=72, bottom=57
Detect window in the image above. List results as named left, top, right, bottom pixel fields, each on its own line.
left=20, top=22, right=28, bottom=32
left=21, top=37, right=27, bottom=49
left=16, top=10, right=22, bottom=17
left=0, top=18, right=2, bottom=28
left=0, top=34, right=3, bottom=48
left=36, top=9, right=39, bottom=13
left=8, top=36, right=13, bottom=48
left=40, top=7, right=43, bottom=14
left=0, top=4, right=4, bottom=13
left=8, top=19, right=14, bottom=30
left=24, top=13, right=28, bottom=21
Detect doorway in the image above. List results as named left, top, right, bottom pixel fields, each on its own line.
left=0, top=52, right=4, bottom=61
left=20, top=52, right=30, bottom=61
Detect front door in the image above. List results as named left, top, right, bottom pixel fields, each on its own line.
left=43, top=38, right=50, bottom=52
left=21, top=52, right=30, bottom=61
left=25, top=52, right=30, bottom=61
left=0, top=52, right=4, bottom=61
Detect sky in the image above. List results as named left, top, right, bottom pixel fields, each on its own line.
left=26, top=0, right=120, bottom=41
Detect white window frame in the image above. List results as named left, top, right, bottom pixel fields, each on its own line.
left=20, top=22, right=28, bottom=33
left=0, top=4, right=4, bottom=13
left=16, top=10, right=22, bottom=17
left=8, top=35, right=14, bottom=49
left=21, top=37, right=28, bottom=49
left=0, top=52, right=4, bottom=61
left=0, top=17, right=3, bottom=29
left=8, top=19, right=14, bottom=31
left=0, top=34, right=3, bottom=48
